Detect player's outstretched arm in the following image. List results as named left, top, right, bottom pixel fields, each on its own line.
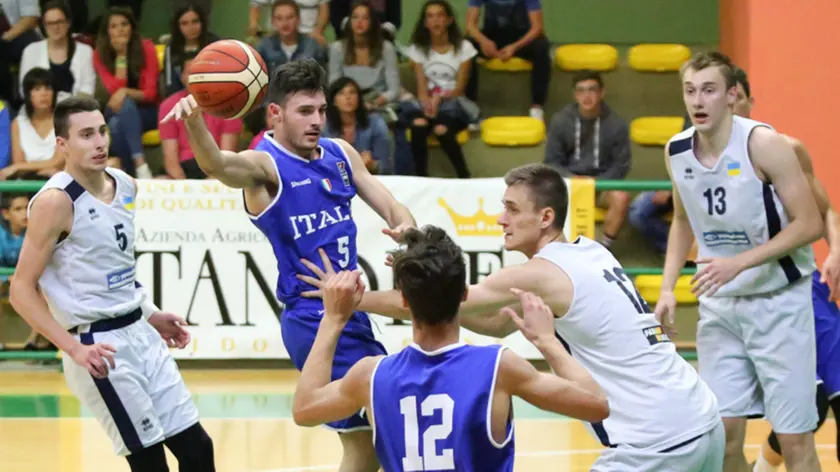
left=335, top=139, right=416, bottom=242
left=10, top=190, right=116, bottom=377
left=739, top=128, right=823, bottom=269
left=161, top=94, right=275, bottom=189
left=293, top=271, right=379, bottom=426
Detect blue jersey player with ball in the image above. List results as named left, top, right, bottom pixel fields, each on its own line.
left=162, top=58, right=416, bottom=471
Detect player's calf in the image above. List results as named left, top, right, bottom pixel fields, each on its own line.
left=163, top=422, right=215, bottom=472
left=338, top=430, right=379, bottom=472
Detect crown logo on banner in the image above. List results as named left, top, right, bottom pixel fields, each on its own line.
left=438, top=198, right=503, bottom=237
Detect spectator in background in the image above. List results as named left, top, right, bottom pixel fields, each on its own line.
left=248, top=105, right=273, bottom=149
left=328, top=0, right=399, bottom=122
left=257, top=0, right=327, bottom=76
left=159, top=55, right=242, bottom=179
left=628, top=191, right=673, bottom=255
left=544, top=70, right=630, bottom=249
left=322, top=77, right=392, bottom=174
left=4, top=68, right=63, bottom=180
left=402, top=0, right=475, bottom=179
left=163, top=3, right=219, bottom=97
left=0, top=0, right=42, bottom=108
left=0, top=192, right=28, bottom=352
left=19, top=1, right=96, bottom=104
left=249, top=0, right=329, bottom=46
left=464, top=0, right=549, bottom=120
left=94, top=6, right=159, bottom=178
left=330, top=0, right=401, bottom=40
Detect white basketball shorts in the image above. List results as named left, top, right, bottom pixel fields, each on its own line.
left=590, top=421, right=725, bottom=472
left=696, top=275, right=818, bottom=434
left=63, top=316, right=199, bottom=456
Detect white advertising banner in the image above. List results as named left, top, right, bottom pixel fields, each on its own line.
left=133, top=176, right=594, bottom=360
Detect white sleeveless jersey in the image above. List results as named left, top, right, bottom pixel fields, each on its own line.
left=30, top=169, right=143, bottom=329
left=668, top=116, right=816, bottom=297
left=536, top=237, right=719, bottom=450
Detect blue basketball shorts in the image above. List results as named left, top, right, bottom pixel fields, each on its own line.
left=281, top=307, right=387, bottom=431
left=812, top=271, right=840, bottom=398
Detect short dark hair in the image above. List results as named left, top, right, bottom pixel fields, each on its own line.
left=391, top=226, right=466, bottom=326
left=22, top=67, right=55, bottom=118
left=504, top=163, right=569, bottom=231
left=54, top=96, right=102, bottom=138
left=1, top=193, right=29, bottom=211
left=732, top=66, right=751, bottom=98
left=267, top=58, right=327, bottom=105
left=572, top=70, right=603, bottom=89
left=272, top=0, right=300, bottom=17
left=680, top=51, right=736, bottom=90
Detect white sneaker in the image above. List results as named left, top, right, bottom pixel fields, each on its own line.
left=529, top=107, right=544, bottom=121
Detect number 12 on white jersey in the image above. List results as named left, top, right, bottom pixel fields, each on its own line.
left=400, top=394, right=455, bottom=471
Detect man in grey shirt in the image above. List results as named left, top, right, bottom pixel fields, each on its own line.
left=544, top=71, right=631, bottom=249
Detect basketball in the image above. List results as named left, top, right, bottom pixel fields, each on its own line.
left=187, top=39, right=270, bottom=120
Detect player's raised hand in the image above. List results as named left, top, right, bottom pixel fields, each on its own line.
left=70, top=343, right=117, bottom=379
left=690, top=256, right=745, bottom=297
left=148, top=312, right=191, bottom=349
left=654, top=292, right=677, bottom=338
left=297, top=248, right=336, bottom=298
left=323, top=270, right=365, bottom=321
left=382, top=223, right=414, bottom=244
left=503, top=288, right=555, bottom=344
left=820, top=251, right=840, bottom=301
left=160, top=94, right=201, bottom=124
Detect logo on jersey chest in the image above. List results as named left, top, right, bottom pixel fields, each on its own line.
left=336, top=161, right=351, bottom=187
left=683, top=167, right=694, bottom=180
left=122, top=195, right=135, bottom=211
left=289, top=205, right=351, bottom=240
left=88, top=207, right=99, bottom=220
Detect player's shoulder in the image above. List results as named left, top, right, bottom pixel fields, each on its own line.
left=28, top=187, right=74, bottom=224
left=344, top=355, right=384, bottom=391
left=665, top=127, right=695, bottom=158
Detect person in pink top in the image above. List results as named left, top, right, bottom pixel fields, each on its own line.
left=159, top=55, right=243, bottom=179
left=248, top=106, right=274, bottom=150
left=93, top=6, right=159, bottom=179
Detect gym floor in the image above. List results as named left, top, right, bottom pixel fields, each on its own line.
left=1, top=369, right=836, bottom=472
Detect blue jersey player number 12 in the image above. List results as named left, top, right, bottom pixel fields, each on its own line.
left=162, top=59, right=417, bottom=472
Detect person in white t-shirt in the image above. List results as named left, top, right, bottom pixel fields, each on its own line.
left=402, top=0, right=477, bottom=179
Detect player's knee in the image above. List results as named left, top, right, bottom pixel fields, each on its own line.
left=433, top=124, right=448, bottom=136
left=722, top=417, right=747, bottom=456
left=608, top=191, right=631, bottom=211
left=126, top=442, right=169, bottom=472
left=774, top=432, right=816, bottom=459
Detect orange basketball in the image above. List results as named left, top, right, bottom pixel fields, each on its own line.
left=187, top=40, right=270, bottom=120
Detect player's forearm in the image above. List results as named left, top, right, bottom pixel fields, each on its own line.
left=736, top=216, right=823, bottom=271
left=184, top=117, right=228, bottom=178
left=661, top=218, right=695, bottom=293
left=459, top=309, right=517, bottom=338
left=358, top=290, right=411, bottom=320
left=293, top=317, right=344, bottom=424
left=385, top=203, right=416, bottom=231
left=533, top=336, right=605, bottom=401
left=825, top=209, right=840, bottom=252
left=9, top=284, right=81, bottom=355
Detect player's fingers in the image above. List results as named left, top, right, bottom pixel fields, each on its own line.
left=99, top=343, right=117, bottom=354
left=299, top=258, right=326, bottom=279
left=502, top=307, right=524, bottom=328
left=100, top=349, right=116, bottom=369
left=187, top=94, right=198, bottom=110
left=319, top=248, right=335, bottom=274
left=296, top=274, right=323, bottom=288
left=300, top=289, right=323, bottom=298
left=690, top=266, right=709, bottom=284
left=384, top=254, right=394, bottom=267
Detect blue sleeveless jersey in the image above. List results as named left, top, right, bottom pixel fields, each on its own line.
left=250, top=134, right=358, bottom=310
left=371, top=344, right=515, bottom=472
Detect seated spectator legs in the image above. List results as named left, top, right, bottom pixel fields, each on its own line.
left=106, top=97, right=157, bottom=178
left=599, top=190, right=630, bottom=249
left=409, top=114, right=471, bottom=179
left=628, top=191, right=672, bottom=254
left=490, top=28, right=550, bottom=114
left=0, top=29, right=41, bottom=107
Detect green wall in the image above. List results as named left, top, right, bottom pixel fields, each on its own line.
left=86, top=0, right=718, bottom=46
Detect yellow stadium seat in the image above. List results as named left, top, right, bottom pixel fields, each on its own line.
left=156, top=43, right=166, bottom=71
left=628, top=44, right=691, bottom=72
left=635, top=275, right=698, bottom=305
left=554, top=44, right=618, bottom=71
left=405, top=128, right=470, bottom=147
left=480, top=117, right=545, bottom=147
left=479, top=57, right=533, bottom=72
left=630, top=116, right=685, bottom=146
left=594, top=207, right=605, bottom=223
left=142, top=129, right=161, bottom=147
